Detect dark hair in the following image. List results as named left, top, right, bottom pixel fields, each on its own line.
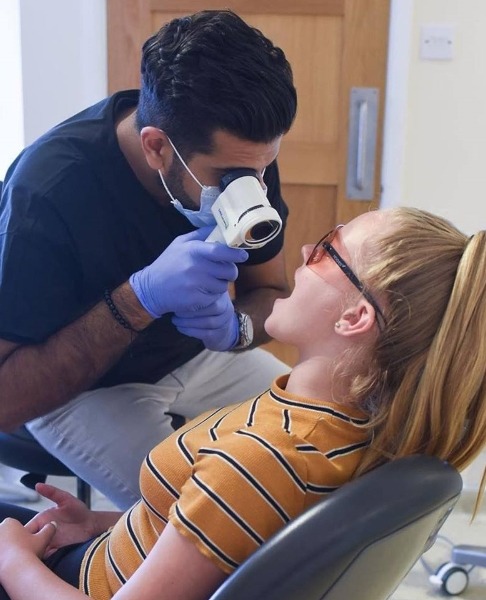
left=135, top=10, right=297, bottom=156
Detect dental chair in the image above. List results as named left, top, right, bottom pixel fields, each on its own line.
left=209, top=455, right=462, bottom=600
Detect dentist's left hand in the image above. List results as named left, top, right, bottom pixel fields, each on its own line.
left=172, top=292, right=239, bottom=352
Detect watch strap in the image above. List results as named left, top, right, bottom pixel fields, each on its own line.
left=233, top=310, right=254, bottom=349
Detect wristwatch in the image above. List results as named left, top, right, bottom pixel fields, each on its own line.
left=234, top=310, right=254, bottom=349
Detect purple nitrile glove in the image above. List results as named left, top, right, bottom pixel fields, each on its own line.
left=172, top=292, right=239, bottom=352
left=129, top=227, right=248, bottom=318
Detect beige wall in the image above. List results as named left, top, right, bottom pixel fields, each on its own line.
left=383, top=0, right=486, bottom=237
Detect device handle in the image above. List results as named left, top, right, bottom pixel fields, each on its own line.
left=205, top=225, right=226, bottom=244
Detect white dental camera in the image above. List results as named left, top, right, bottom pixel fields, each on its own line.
left=205, top=168, right=282, bottom=249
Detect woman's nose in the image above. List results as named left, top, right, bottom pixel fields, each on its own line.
left=301, top=244, right=314, bottom=263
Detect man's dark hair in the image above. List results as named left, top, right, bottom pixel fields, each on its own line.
left=136, top=10, right=297, bottom=156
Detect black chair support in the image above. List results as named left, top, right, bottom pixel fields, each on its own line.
left=0, top=413, right=186, bottom=509
left=0, top=426, right=92, bottom=508
left=209, top=455, right=462, bottom=600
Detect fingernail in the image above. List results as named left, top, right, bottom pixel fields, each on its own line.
left=50, top=521, right=58, bottom=528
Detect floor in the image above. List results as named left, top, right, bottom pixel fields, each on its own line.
left=1, top=467, right=486, bottom=599
left=390, top=494, right=486, bottom=600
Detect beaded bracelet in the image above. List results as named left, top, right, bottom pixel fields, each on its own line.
left=104, top=289, right=141, bottom=334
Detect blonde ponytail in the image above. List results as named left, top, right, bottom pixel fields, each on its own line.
left=354, top=209, right=486, bottom=478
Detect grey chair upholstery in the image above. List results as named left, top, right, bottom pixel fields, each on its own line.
left=209, top=455, right=462, bottom=600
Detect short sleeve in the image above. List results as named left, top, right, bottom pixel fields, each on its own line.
left=0, top=181, right=81, bottom=342
left=169, top=426, right=307, bottom=573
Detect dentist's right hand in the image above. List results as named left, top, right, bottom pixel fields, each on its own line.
left=129, top=227, right=248, bottom=318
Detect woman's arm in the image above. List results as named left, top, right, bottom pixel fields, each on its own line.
left=0, top=519, right=91, bottom=600
left=0, top=519, right=226, bottom=600
left=114, top=522, right=227, bottom=600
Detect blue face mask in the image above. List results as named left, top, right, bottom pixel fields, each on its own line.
left=158, top=136, right=219, bottom=228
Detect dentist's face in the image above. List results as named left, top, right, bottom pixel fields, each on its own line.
left=162, top=129, right=280, bottom=210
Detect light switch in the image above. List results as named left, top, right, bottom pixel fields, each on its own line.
left=420, top=25, right=454, bottom=61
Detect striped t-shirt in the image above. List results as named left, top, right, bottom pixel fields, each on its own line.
left=79, top=375, right=370, bottom=598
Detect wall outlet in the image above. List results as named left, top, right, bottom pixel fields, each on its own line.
left=420, top=24, right=455, bottom=61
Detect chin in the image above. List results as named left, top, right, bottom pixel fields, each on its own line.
left=264, top=311, right=279, bottom=339
left=264, top=313, right=288, bottom=345
left=263, top=315, right=273, bottom=337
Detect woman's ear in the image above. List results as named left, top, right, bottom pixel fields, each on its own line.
left=140, top=127, right=172, bottom=171
left=334, top=299, right=376, bottom=337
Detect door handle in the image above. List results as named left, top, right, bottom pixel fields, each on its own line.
left=346, top=87, right=379, bottom=200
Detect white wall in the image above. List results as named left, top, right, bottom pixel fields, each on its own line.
left=0, top=0, right=24, bottom=180
left=20, top=0, right=107, bottom=145
left=382, top=0, right=486, bottom=236
left=0, top=0, right=107, bottom=179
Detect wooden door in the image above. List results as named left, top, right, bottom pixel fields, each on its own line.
left=107, top=0, right=391, bottom=365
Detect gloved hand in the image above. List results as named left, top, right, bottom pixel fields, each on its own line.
left=129, top=227, right=248, bottom=318
left=172, top=292, right=239, bottom=352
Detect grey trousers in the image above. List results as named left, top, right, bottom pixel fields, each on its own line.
left=27, top=348, right=289, bottom=509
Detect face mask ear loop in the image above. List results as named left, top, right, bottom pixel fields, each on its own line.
left=158, top=170, right=177, bottom=204
left=258, top=167, right=267, bottom=193
left=163, top=133, right=205, bottom=189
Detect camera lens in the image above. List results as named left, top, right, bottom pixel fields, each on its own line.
left=247, top=220, right=279, bottom=242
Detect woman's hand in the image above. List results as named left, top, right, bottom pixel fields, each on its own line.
left=0, top=518, right=92, bottom=600
left=24, top=483, right=100, bottom=557
left=0, top=517, right=57, bottom=576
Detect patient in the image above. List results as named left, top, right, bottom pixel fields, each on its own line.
left=0, top=206, right=485, bottom=600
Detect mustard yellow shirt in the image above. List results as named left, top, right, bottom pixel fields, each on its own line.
left=80, top=376, right=370, bottom=599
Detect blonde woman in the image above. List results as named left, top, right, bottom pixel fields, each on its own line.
left=0, top=207, right=485, bottom=600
